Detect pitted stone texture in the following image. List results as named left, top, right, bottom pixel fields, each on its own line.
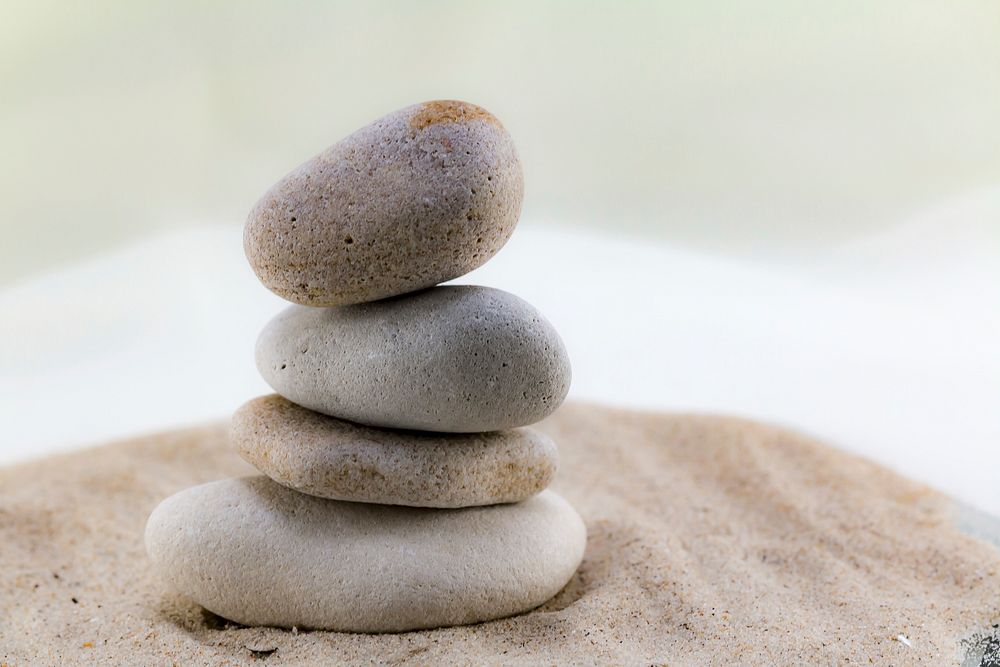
left=144, top=477, right=586, bottom=632
left=244, top=100, right=523, bottom=306
left=256, top=286, right=572, bottom=432
left=231, top=395, right=558, bottom=508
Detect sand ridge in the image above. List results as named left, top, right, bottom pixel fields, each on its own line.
left=1, top=402, right=998, bottom=665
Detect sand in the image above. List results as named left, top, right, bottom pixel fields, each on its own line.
left=2, top=402, right=998, bottom=666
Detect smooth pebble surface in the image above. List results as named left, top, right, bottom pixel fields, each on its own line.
left=144, top=477, right=586, bottom=632
left=256, top=285, right=572, bottom=432
left=244, top=100, right=523, bottom=306
left=231, top=394, right=558, bottom=508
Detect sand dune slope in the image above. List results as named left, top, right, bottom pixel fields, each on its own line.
left=1, top=403, right=998, bottom=665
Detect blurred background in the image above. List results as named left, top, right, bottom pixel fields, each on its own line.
left=5, top=0, right=1000, bottom=276
left=2, top=2, right=998, bottom=510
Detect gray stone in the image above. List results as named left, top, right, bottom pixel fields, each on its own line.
left=256, top=285, right=571, bottom=432
left=231, top=394, right=558, bottom=508
left=244, top=100, right=523, bottom=307
left=144, top=477, right=586, bottom=632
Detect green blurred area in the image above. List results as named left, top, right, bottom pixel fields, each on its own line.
left=2, top=0, right=999, bottom=284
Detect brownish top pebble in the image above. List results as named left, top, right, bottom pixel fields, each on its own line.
left=245, top=100, right=523, bottom=306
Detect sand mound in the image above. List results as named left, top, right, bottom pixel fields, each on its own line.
left=2, top=403, right=998, bottom=665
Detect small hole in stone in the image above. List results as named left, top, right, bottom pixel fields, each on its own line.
left=344, top=236, right=354, bottom=244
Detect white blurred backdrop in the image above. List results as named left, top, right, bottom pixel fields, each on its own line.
left=3, top=1, right=999, bottom=280
left=1, top=2, right=998, bottom=512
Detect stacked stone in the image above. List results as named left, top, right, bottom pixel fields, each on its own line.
left=145, top=101, right=586, bottom=633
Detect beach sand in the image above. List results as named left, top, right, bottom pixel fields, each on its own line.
left=2, top=402, right=998, bottom=665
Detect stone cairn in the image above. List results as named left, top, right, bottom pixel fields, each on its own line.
left=146, top=100, right=586, bottom=632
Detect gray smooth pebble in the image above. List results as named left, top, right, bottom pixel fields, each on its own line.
left=145, top=477, right=586, bottom=632
left=255, top=285, right=572, bottom=432
left=244, top=100, right=523, bottom=306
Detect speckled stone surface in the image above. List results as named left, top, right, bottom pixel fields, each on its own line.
left=256, top=286, right=572, bottom=432
left=244, top=100, right=523, bottom=307
left=231, top=395, right=558, bottom=508
left=145, top=477, right=585, bottom=632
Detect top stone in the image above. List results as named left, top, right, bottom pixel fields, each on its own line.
left=245, top=100, right=524, bottom=306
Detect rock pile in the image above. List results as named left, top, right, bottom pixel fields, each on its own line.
left=145, top=100, right=586, bottom=632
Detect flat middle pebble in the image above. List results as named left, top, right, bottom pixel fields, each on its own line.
left=232, top=394, right=558, bottom=508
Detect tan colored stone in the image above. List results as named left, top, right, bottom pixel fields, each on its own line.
left=231, top=395, right=558, bottom=508
left=244, top=100, right=523, bottom=306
